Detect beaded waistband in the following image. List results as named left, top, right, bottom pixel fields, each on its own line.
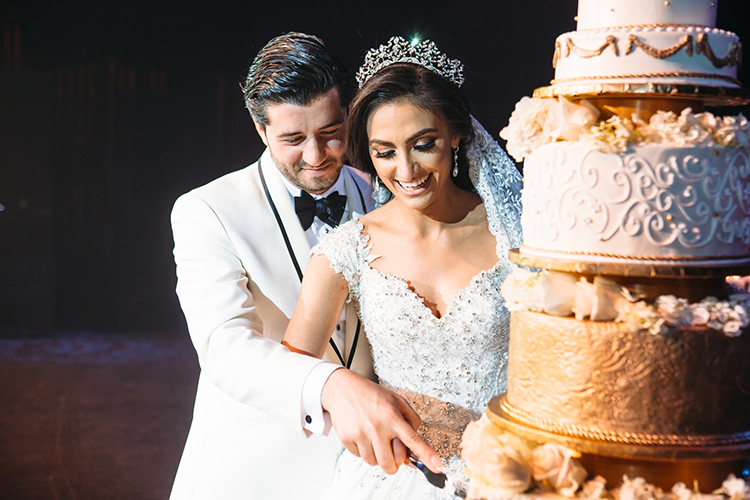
left=381, top=380, right=481, bottom=460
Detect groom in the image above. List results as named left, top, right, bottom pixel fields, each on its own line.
left=169, top=33, right=439, bottom=500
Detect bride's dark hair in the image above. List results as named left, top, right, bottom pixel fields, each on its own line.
left=346, top=63, right=475, bottom=192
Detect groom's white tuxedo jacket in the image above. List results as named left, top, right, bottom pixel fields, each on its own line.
left=169, top=149, right=376, bottom=500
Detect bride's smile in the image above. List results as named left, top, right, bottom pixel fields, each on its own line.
left=395, top=172, right=431, bottom=190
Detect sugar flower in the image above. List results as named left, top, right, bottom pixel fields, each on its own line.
left=500, top=269, right=750, bottom=337
left=461, top=415, right=533, bottom=498
left=531, top=442, right=588, bottom=497
left=500, top=95, right=748, bottom=158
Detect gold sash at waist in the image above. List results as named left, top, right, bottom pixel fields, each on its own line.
left=381, top=381, right=481, bottom=460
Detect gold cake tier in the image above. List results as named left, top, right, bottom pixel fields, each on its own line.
left=533, top=83, right=750, bottom=106
left=488, top=395, right=750, bottom=490
left=505, top=311, right=750, bottom=439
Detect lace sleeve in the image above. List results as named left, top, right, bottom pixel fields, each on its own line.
left=467, top=116, right=524, bottom=258
left=311, top=220, right=371, bottom=303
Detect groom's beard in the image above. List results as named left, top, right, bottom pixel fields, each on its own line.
left=270, top=150, right=344, bottom=195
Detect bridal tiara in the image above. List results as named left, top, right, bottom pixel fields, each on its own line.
left=355, top=36, right=465, bottom=88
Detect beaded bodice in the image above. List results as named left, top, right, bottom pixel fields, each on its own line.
left=313, top=220, right=511, bottom=416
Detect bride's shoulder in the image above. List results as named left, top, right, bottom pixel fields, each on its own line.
left=314, top=218, right=370, bottom=259
left=317, top=219, right=365, bottom=247
left=313, top=218, right=373, bottom=283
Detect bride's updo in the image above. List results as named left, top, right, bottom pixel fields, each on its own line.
left=346, top=63, right=476, bottom=192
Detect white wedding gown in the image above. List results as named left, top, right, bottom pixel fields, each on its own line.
left=316, top=118, right=523, bottom=500
left=314, top=216, right=513, bottom=499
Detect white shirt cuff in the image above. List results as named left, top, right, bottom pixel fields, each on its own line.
left=302, top=362, right=342, bottom=435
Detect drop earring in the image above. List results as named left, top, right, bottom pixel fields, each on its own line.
left=452, top=145, right=459, bottom=178
left=372, top=175, right=392, bottom=205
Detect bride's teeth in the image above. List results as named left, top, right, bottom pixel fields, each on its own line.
left=398, top=174, right=429, bottom=189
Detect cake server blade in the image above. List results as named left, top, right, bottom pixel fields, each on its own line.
left=410, top=457, right=468, bottom=498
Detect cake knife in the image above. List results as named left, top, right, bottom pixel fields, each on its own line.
left=410, top=457, right=468, bottom=498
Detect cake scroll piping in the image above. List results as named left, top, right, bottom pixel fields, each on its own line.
left=562, top=36, right=620, bottom=60
left=626, top=34, right=693, bottom=59
left=696, top=33, right=742, bottom=69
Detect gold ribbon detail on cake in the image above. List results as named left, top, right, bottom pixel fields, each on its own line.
left=500, top=398, right=750, bottom=447
left=696, top=33, right=742, bottom=69
left=381, top=381, right=481, bottom=461
left=556, top=36, right=620, bottom=68
left=555, top=32, right=741, bottom=71
left=626, top=34, right=693, bottom=59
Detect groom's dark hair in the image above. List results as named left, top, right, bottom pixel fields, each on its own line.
left=242, top=32, right=353, bottom=129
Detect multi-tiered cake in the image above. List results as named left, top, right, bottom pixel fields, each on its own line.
left=462, top=1, right=750, bottom=499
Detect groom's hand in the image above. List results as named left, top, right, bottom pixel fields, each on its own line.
left=321, top=369, right=442, bottom=475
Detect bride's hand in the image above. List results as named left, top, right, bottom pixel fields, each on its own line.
left=321, top=368, right=442, bottom=475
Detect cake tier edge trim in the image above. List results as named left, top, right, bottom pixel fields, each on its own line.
left=497, top=396, right=750, bottom=448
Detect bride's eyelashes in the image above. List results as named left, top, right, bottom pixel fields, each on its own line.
left=413, top=139, right=436, bottom=152
left=374, top=148, right=396, bottom=159
left=372, top=139, right=437, bottom=159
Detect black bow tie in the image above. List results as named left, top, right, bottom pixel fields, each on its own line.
left=294, top=191, right=347, bottom=230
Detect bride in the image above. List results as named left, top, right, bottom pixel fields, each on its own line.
left=283, top=36, right=523, bottom=499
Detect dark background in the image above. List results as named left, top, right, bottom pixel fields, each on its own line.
left=1, top=0, right=749, bottom=336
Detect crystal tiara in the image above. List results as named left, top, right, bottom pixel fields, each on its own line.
left=355, top=36, right=465, bottom=88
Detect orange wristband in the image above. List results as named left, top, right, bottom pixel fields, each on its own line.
left=281, top=340, right=317, bottom=358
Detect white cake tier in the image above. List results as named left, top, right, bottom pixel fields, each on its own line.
left=521, top=143, right=750, bottom=262
left=552, top=26, right=741, bottom=88
left=576, top=0, right=717, bottom=30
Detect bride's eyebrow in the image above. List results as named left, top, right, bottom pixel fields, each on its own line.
left=405, top=128, right=439, bottom=143
left=369, top=138, right=395, bottom=147
left=369, top=127, right=440, bottom=147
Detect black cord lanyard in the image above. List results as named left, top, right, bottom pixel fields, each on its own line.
left=259, top=159, right=366, bottom=369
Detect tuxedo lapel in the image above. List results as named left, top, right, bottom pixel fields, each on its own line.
left=258, top=150, right=313, bottom=277
left=342, top=168, right=366, bottom=221
left=340, top=168, right=372, bottom=372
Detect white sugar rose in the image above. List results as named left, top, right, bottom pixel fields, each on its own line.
left=573, top=278, right=595, bottom=321
left=696, top=110, right=719, bottom=131
left=590, top=277, right=623, bottom=321
left=733, top=114, right=750, bottom=148
left=461, top=415, right=533, bottom=498
left=540, top=271, right=578, bottom=317
left=501, top=267, right=545, bottom=312
left=500, top=96, right=558, bottom=162
left=687, top=305, right=710, bottom=326
left=579, top=115, right=637, bottom=154
left=549, top=96, right=600, bottom=142
left=531, top=443, right=588, bottom=497
left=656, top=295, right=689, bottom=324
left=581, top=475, right=608, bottom=500
left=714, top=114, right=749, bottom=147
left=671, top=482, right=723, bottom=500
left=500, top=268, right=532, bottom=312
left=714, top=474, right=750, bottom=500
left=617, top=475, right=669, bottom=500
left=616, top=299, right=664, bottom=334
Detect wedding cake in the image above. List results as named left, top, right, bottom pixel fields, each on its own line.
left=461, top=1, right=750, bottom=499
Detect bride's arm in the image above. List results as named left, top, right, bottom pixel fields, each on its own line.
left=283, top=253, right=348, bottom=358
left=283, top=253, right=443, bottom=476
